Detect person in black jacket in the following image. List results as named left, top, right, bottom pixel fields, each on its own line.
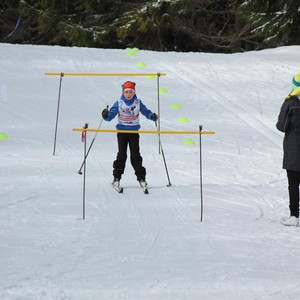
left=276, top=83, right=300, bottom=226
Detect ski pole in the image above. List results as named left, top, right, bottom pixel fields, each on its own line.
left=53, top=72, right=64, bottom=156
left=77, top=105, right=108, bottom=175
left=155, top=121, right=171, bottom=187
left=199, top=125, right=203, bottom=222
left=82, top=123, right=88, bottom=219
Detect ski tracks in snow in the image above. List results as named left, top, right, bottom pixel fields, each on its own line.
left=155, top=57, right=288, bottom=229
left=162, top=59, right=282, bottom=148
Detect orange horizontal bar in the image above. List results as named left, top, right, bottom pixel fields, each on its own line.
left=45, top=72, right=166, bottom=77
left=73, top=128, right=215, bottom=135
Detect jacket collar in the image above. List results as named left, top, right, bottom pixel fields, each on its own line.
left=120, top=94, right=137, bottom=104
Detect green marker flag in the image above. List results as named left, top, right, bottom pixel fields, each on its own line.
left=183, top=139, right=195, bottom=145
left=146, top=75, right=156, bottom=79
left=0, top=133, right=9, bottom=140
left=170, top=104, right=182, bottom=109
left=159, top=87, right=168, bottom=93
left=127, top=52, right=137, bottom=57
left=136, top=62, right=146, bottom=67
left=178, top=117, right=189, bottom=123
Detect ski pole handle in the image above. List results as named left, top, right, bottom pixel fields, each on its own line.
left=81, top=123, right=88, bottom=142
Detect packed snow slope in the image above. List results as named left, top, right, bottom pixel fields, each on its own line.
left=1, top=43, right=300, bottom=300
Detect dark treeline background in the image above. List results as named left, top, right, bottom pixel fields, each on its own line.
left=1, top=0, right=299, bottom=53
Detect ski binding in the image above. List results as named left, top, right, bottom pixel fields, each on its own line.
left=140, top=180, right=149, bottom=194
left=112, top=181, right=123, bottom=193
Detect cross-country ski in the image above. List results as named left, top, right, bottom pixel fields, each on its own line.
left=111, top=180, right=149, bottom=194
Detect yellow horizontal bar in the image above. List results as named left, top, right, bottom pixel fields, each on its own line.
left=45, top=72, right=166, bottom=77
left=73, top=128, right=215, bottom=135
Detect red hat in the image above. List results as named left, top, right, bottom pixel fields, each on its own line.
left=122, top=81, right=136, bottom=93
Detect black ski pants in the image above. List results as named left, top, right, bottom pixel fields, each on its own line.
left=113, top=132, right=146, bottom=181
left=287, top=170, right=300, bottom=218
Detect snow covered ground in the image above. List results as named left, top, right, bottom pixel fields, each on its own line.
left=1, top=43, right=300, bottom=300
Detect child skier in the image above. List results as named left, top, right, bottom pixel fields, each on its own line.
left=101, top=81, right=158, bottom=192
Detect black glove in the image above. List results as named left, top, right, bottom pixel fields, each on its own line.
left=151, top=113, right=158, bottom=122
left=102, top=108, right=109, bottom=119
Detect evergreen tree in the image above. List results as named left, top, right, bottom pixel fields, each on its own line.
left=115, top=0, right=240, bottom=52
left=0, top=0, right=21, bottom=42
left=1, top=0, right=299, bottom=52
left=237, top=0, right=300, bottom=48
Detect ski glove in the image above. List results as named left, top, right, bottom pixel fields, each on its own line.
left=151, top=113, right=158, bottom=122
left=102, top=108, right=109, bottom=119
